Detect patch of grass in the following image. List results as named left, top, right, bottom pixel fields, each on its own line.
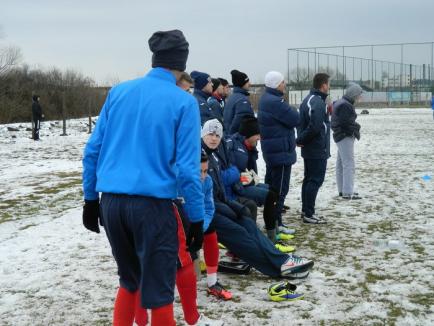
left=408, top=293, right=434, bottom=308
left=251, top=308, right=271, bottom=319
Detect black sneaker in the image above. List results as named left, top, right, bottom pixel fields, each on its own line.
left=303, top=214, right=327, bottom=224
left=342, top=194, right=362, bottom=200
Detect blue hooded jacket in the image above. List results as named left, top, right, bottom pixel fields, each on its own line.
left=207, top=96, right=224, bottom=122
left=258, top=87, right=300, bottom=167
left=296, top=89, right=331, bottom=160
left=225, top=133, right=258, bottom=173
left=82, top=68, right=205, bottom=222
left=223, top=87, right=254, bottom=134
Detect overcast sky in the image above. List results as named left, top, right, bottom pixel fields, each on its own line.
left=2, top=0, right=434, bottom=85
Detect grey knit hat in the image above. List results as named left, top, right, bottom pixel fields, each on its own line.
left=201, top=119, right=223, bottom=138
left=345, top=83, right=363, bottom=101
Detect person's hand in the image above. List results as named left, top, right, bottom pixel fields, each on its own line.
left=249, top=170, right=260, bottom=185
left=187, top=221, right=204, bottom=253
left=296, top=144, right=304, bottom=148
left=240, top=170, right=253, bottom=185
left=82, top=200, right=100, bottom=233
left=41, top=114, right=45, bottom=119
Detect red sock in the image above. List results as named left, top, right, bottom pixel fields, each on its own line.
left=176, top=263, right=200, bottom=325
left=113, top=287, right=136, bottom=326
left=203, top=232, right=219, bottom=274
left=151, top=303, right=175, bottom=326
left=134, top=291, right=148, bottom=326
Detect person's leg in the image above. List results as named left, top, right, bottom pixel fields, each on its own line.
left=270, top=165, right=291, bottom=226
left=176, top=263, right=200, bottom=325
left=265, top=165, right=272, bottom=186
left=335, top=141, right=343, bottom=195
left=130, top=198, right=177, bottom=325
left=339, top=137, right=355, bottom=196
left=100, top=194, right=142, bottom=325
left=304, top=159, right=328, bottom=217
left=301, top=159, right=309, bottom=215
left=34, top=120, right=40, bottom=140
left=236, top=197, right=257, bottom=222
left=203, top=230, right=219, bottom=287
left=214, top=214, right=287, bottom=277
left=134, top=291, right=148, bottom=326
left=263, top=189, right=278, bottom=241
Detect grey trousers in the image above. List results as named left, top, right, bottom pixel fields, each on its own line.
left=336, top=136, right=356, bottom=195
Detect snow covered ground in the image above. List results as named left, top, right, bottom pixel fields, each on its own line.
left=0, top=109, right=433, bottom=325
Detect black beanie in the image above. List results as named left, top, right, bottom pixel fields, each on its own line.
left=231, top=69, right=249, bottom=88
left=148, top=30, right=189, bottom=71
left=239, top=116, right=260, bottom=138
left=32, top=95, right=39, bottom=102
left=211, top=78, right=221, bottom=92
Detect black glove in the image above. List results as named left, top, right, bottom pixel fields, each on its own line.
left=187, top=220, right=204, bottom=253
left=82, top=200, right=100, bottom=233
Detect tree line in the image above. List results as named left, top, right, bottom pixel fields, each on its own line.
left=0, top=44, right=106, bottom=124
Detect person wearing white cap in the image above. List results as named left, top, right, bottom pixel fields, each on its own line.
left=258, top=71, right=300, bottom=234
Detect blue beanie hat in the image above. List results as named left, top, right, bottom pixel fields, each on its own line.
left=190, top=71, right=211, bottom=90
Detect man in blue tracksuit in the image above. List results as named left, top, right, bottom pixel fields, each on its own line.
left=82, top=30, right=204, bottom=326
left=223, top=69, right=254, bottom=134
left=296, top=73, right=331, bottom=224
left=258, top=71, right=300, bottom=232
left=190, top=71, right=216, bottom=125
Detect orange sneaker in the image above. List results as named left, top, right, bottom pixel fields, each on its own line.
left=207, top=281, right=233, bottom=300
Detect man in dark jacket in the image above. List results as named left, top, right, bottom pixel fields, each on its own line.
left=190, top=70, right=216, bottom=125
left=297, top=73, right=331, bottom=224
left=207, top=78, right=225, bottom=122
left=226, top=117, right=294, bottom=245
left=223, top=69, right=254, bottom=134
left=31, top=95, right=44, bottom=140
left=331, top=83, right=363, bottom=200
left=258, top=71, right=300, bottom=232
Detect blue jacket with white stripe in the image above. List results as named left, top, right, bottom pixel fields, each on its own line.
left=82, top=68, right=205, bottom=222
left=193, top=89, right=217, bottom=125
left=296, top=89, right=331, bottom=160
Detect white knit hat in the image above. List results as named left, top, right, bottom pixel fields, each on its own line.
left=201, top=119, right=223, bottom=138
left=264, top=71, right=284, bottom=89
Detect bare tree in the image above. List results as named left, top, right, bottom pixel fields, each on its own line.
left=0, top=45, right=22, bottom=75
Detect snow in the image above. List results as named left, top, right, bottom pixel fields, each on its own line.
left=0, top=109, right=433, bottom=325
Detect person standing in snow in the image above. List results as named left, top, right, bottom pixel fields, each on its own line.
left=82, top=30, right=204, bottom=326
left=296, top=73, right=331, bottom=224
left=190, top=70, right=216, bottom=125
left=31, top=95, right=44, bottom=140
left=223, top=69, right=254, bottom=134
left=258, top=71, right=300, bottom=232
left=207, top=78, right=225, bottom=122
left=331, top=83, right=363, bottom=200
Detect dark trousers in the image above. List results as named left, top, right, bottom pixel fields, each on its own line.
left=213, top=212, right=288, bottom=277
left=100, top=193, right=178, bottom=308
left=301, top=159, right=328, bottom=217
left=265, top=164, right=292, bottom=226
left=33, top=119, right=40, bottom=140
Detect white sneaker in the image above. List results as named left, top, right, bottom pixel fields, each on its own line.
left=277, top=225, right=296, bottom=235
left=194, top=314, right=224, bottom=326
left=281, top=254, right=314, bottom=276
